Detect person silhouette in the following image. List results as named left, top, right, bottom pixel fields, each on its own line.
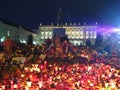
left=2, top=37, right=14, bottom=59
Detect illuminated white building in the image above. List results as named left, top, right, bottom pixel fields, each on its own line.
left=37, top=23, right=98, bottom=46
left=0, top=20, right=37, bottom=44
left=0, top=19, right=99, bottom=46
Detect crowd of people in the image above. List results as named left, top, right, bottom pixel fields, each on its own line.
left=0, top=37, right=120, bottom=90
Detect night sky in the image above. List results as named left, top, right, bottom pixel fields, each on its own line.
left=0, top=0, right=120, bottom=29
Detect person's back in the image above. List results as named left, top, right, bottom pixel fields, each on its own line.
left=2, top=37, right=14, bottom=57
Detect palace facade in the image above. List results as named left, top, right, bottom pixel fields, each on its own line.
left=37, top=23, right=99, bottom=46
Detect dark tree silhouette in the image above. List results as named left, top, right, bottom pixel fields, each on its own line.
left=27, top=34, right=33, bottom=45
left=45, top=38, right=52, bottom=48
left=86, top=40, right=91, bottom=47
left=60, top=35, right=69, bottom=43
left=95, top=33, right=103, bottom=47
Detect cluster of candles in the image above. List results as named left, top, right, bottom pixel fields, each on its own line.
left=0, top=60, right=120, bottom=90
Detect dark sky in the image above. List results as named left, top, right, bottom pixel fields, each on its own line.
left=0, top=0, right=120, bottom=29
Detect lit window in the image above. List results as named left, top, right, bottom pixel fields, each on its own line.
left=80, top=31, right=83, bottom=35
left=76, top=30, right=79, bottom=35
left=76, top=35, right=79, bottom=39
left=49, top=31, right=52, bottom=35
left=45, top=32, right=48, bottom=35
left=73, top=23, right=76, bottom=25
left=93, top=35, right=96, bottom=39
left=80, top=36, right=83, bottom=39
left=68, top=35, right=70, bottom=39
left=65, top=31, right=67, bottom=35
left=90, top=31, right=92, bottom=35
left=93, top=31, right=97, bottom=39
left=41, top=32, right=44, bottom=35
left=45, top=36, right=48, bottom=39
left=41, top=36, right=44, bottom=39
left=86, top=31, right=89, bottom=35
left=72, top=31, right=75, bottom=35
left=94, top=31, right=96, bottom=36
left=77, top=31, right=80, bottom=36
left=65, top=31, right=67, bottom=34
left=49, top=36, right=52, bottom=39
left=73, top=40, right=76, bottom=45
left=86, top=36, right=89, bottom=39
left=90, top=36, right=92, bottom=39
left=67, top=31, right=70, bottom=35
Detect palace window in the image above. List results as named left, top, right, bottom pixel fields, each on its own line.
left=80, top=30, right=83, bottom=35
left=45, top=36, right=48, bottom=39
left=93, top=31, right=97, bottom=39
left=80, top=35, right=83, bottom=39
left=45, top=31, right=48, bottom=35
left=72, top=31, right=75, bottom=35
left=41, top=36, right=44, bottom=39
left=86, top=31, right=89, bottom=35
left=41, top=31, right=44, bottom=35
left=86, top=35, right=89, bottom=39
left=49, top=35, right=52, bottom=39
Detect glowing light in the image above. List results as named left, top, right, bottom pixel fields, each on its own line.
left=33, top=41, right=37, bottom=44
left=22, top=40, right=26, bottom=43
left=20, top=39, right=26, bottom=43
left=1, top=37, right=5, bottom=42
left=105, top=83, right=109, bottom=87
left=13, top=84, right=18, bottom=88
left=24, top=67, right=28, bottom=71
left=88, top=66, right=92, bottom=71
left=25, top=87, right=29, bottom=90
left=41, top=36, right=44, bottom=39
left=89, top=83, right=94, bottom=86
left=110, top=82, right=116, bottom=88
left=114, top=28, right=120, bottom=32
left=40, top=23, right=42, bottom=26
left=37, top=68, right=40, bottom=72
left=38, top=81, right=43, bottom=88
left=27, top=81, right=32, bottom=87
left=102, top=74, right=105, bottom=78
left=95, top=22, right=98, bottom=25
left=102, top=88, right=105, bottom=90
left=2, top=85, right=5, bottom=89
left=45, top=36, right=48, bottom=39
left=21, top=74, right=25, bottom=78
